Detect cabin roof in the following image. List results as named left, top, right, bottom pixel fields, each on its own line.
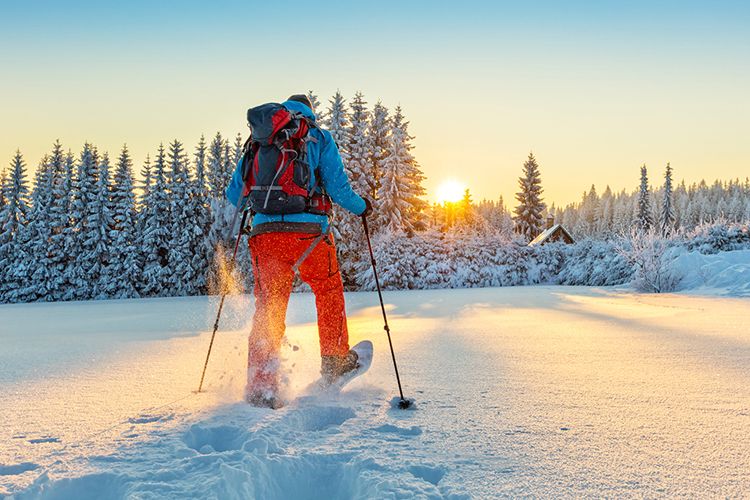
left=528, top=224, right=575, bottom=246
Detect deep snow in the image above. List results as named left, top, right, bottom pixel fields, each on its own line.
left=1, top=286, right=749, bottom=498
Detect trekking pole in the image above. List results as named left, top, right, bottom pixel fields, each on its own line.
left=361, top=216, right=412, bottom=409
left=197, top=208, right=249, bottom=393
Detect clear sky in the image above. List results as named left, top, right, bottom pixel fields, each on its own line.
left=1, top=0, right=748, bottom=207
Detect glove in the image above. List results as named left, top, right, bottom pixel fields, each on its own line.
left=361, top=197, right=373, bottom=219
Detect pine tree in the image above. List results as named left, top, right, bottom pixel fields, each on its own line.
left=166, top=139, right=195, bottom=296
left=637, top=164, right=653, bottom=231
left=346, top=91, right=374, bottom=200
left=45, top=141, right=71, bottom=300
left=222, top=140, right=235, bottom=195
left=497, top=195, right=514, bottom=239
left=369, top=101, right=390, bottom=201
left=90, top=153, right=114, bottom=299
left=207, top=132, right=225, bottom=198
left=17, top=156, right=55, bottom=301
left=67, top=144, right=100, bottom=299
left=307, top=90, right=324, bottom=121
left=138, top=154, right=152, bottom=212
left=0, top=152, right=31, bottom=302
left=140, top=144, right=172, bottom=297
left=191, top=136, right=212, bottom=294
left=232, top=133, right=244, bottom=168
left=513, top=152, right=546, bottom=242
left=0, top=170, right=6, bottom=211
left=596, top=186, right=614, bottom=237
left=392, top=107, right=427, bottom=231
left=459, top=189, right=477, bottom=228
left=326, top=91, right=360, bottom=287
left=59, top=151, right=77, bottom=300
left=109, top=145, right=140, bottom=298
left=377, top=107, right=427, bottom=234
left=378, top=136, right=409, bottom=234
left=323, top=91, right=350, bottom=160
left=206, top=133, right=239, bottom=293
left=661, top=162, right=675, bottom=235
left=575, top=185, right=599, bottom=237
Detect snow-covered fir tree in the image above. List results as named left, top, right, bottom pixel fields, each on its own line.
left=207, top=132, right=226, bottom=199
left=307, top=91, right=324, bottom=122
left=377, top=107, right=427, bottom=234
left=347, top=92, right=374, bottom=199
left=513, top=153, right=546, bottom=242
left=575, top=185, right=599, bottom=237
left=191, top=136, right=212, bottom=294
left=89, top=153, right=114, bottom=299
left=476, top=196, right=514, bottom=239
left=369, top=101, right=390, bottom=202
left=67, top=144, right=100, bottom=299
left=0, top=170, right=6, bottom=211
left=0, top=152, right=31, bottom=302
left=459, top=189, right=477, bottom=228
left=166, top=139, right=197, bottom=296
left=138, top=154, right=152, bottom=212
left=59, top=151, right=77, bottom=300
left=17, top=156, right=55, bottom=301
left=596, top=186, right=614, bottom=237
left=637, top=164, right=653, bottom=231
left=45, top=141, right=72, bottom=300
left=222, top=141, right=235, bottom=194
left=323, top=91, right=350, bottom=161
left=140, top=144, right=172, bottom=297
left=231, top=133, right=244, bottom=171
left=393, top=107, right=427, bottom=231
left=661, top=162, right=675, bottom=235
left=377, top=133, right=410, bottom=234
left=108, top=145, right=140, bottom=298
left=331, top=92, right=372, bottom=286
left=206, top=131, right=242, bottom=292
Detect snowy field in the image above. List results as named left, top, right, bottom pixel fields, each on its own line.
left=1, top=286, right=749, bottom=498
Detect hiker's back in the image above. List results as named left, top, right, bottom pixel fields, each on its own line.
left=225, top=97, right=366, bottom=234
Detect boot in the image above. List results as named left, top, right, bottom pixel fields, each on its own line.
left=246, top=366, right=282, bottom=409
left=320, top=349, right=359, bottom=386
left=246, top=388, right=284, bottom=409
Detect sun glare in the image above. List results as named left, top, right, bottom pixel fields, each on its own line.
left=436, top=180, right=465, bottom=204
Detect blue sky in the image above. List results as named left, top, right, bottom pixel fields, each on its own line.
left=2, top=0, right=748, bottom=204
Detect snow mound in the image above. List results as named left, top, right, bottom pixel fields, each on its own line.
left=674, top=249, right=750, bottom=296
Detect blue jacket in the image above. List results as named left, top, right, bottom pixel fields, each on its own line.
left=225, top=100, right=366, bottom=233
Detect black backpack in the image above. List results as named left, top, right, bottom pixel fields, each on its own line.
left=239, top=103, right=331, bottom=216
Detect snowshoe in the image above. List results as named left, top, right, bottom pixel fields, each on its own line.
left=314, top=340, right=374, bottom=393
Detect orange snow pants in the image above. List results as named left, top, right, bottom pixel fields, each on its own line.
left=247, top=232, right=350, bottom=390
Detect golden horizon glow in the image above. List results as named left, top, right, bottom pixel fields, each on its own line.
left=1, top=4, right=748, bottom=208
left=435, top=180, right=465, bottom=204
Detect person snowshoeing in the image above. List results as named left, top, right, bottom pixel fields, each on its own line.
left=225, top=94, right=372, bottom=409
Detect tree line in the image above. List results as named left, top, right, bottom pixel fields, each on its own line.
left=0, top=91, right=426, bottom=303
left=423, top=154, right=750, bottom=243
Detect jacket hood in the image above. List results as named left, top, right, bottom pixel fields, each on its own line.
left=282, top=100, right=316, bottom=121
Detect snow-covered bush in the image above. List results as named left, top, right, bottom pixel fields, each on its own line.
left=616, top=229, right=684, bottom=293
left=356, top=231, right=564, bottom=291
left=557, top=239, right=633, bottom=286
left=684, top=221, right=750, bottom=254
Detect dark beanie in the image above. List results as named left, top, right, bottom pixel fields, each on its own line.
left=287, top=94, right=313, bottom=110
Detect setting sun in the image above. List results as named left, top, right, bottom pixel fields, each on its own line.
left=435, top=180, right=465, bottom=204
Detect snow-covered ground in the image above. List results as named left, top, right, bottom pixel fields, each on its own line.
left=2, top=286, right=749, bottom=498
